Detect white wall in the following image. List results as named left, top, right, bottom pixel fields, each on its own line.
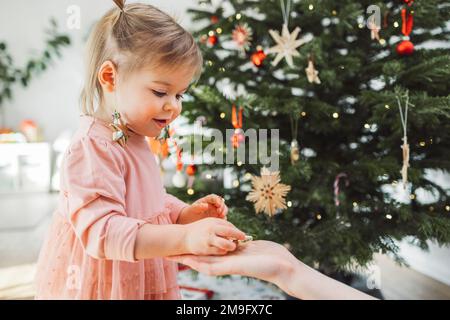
left=0, top=0, right=198, bottom=141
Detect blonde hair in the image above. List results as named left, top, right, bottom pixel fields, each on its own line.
left=80, top=0, right=203, bottom=115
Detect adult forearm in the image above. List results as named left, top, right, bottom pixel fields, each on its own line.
left=134, top=223, right=189, bottom=260
left=279, top=261, right=377, bottom=300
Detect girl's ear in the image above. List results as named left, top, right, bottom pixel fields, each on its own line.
left=98, top=60, right=117, bottom=92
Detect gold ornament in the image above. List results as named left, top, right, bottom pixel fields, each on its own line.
left=246, top=167, right=291, bottom=217
left=109, top=110, right=129, bottom=147
left=305, top=59, right=321, bottom=84
left=290, top=139, right=300, bottom=164
left=230, top=235, right=253, bottom=248
left=266, top=23, right=306, bottom=68
left=290, top=115, right=300, bottom=165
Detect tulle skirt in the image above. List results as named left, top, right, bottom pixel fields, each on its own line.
left=35, top=209, right=181, bottom=300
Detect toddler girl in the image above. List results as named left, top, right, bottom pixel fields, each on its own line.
left=35, top=0, right=245, bottom=299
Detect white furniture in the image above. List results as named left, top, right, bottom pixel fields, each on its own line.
left=0, top=143, right=51, bottom=193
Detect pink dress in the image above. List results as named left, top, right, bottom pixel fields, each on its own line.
left=35, top=115, right=188, bottom=299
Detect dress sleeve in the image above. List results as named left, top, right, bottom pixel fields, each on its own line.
left=62, top=136, right=147, bottom=262
left=164, top=192, right=189, bottom=224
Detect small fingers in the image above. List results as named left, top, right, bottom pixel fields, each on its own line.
left=217, top=218, right=237, bottom=228
left=208, top=247, right=229, bottom=256
left=203, top=194, right=223, bottom=208
left=210, top=202, right=227, bottom=219
left=219, top=203, right=228, bottom=218
left=209, top=235, right=237, bottom=251
left=192, top=202, right=209, bottom=212
left=215, top=225, right=246, bottom=241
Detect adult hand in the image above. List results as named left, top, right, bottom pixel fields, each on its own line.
left=169, top=240, right=297, bottom=286
left=168, top=240, right=376, bottom=300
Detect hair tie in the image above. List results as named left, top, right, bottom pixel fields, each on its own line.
left=113, top=0, right=126, bottom=13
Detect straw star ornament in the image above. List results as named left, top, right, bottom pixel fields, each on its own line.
left=246, top=167, right=291, bottom=217
left=266, top=24, right=306, bottom=68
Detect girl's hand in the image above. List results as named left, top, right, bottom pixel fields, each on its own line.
left=184, top=218, right=245, bottom=255
left=177, top=194, right=228, bottom=224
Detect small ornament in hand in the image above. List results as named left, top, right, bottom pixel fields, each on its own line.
left=229, top=235, right=253, bottom=248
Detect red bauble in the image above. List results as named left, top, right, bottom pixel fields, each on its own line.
left=208, top=34, right=218, bottom=46
left=251, top=49, right=267, bottom=67
left=403, top=0, right=414, bottom=5
left=186, top=164, right=197, bottom=176
left=396, top=40, right=414, bottom=56
left=210, top=15, right=219, bottom=24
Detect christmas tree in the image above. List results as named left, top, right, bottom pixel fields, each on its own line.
left=166, top=0, right=450, bottom=273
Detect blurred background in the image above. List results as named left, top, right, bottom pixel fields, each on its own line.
left=0, top=0, right=449, bottom=299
